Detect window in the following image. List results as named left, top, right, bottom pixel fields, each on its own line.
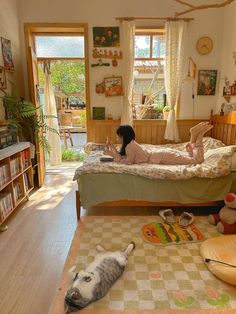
left=133, top=30, right=166, bottom=119
left=35, top=35, right=85, bottom=58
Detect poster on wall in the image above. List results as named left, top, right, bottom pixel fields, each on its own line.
left=1, top=37, right=14, bottom=72
left=93, top=27, right=120, bottom=47
left=0, top=66, right=6, bottom=89
left=104, top=76, right=123, bottom=97
left=197, top=70, right=217, bottom=95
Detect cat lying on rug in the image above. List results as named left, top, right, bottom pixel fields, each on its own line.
left=64, top=242, right=135, bottom=313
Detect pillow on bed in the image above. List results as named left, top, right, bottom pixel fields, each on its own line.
left=232, top=152, right=236, bottom=171
left=202, top=137, right=225, bottom=150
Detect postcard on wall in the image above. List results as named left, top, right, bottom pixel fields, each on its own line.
left=197, top=70, right=217, bottom=95
left=93, top=107, right=105, bottom=120
left=1, top=37, right=14, bottom=72
left=0, top=66, right=6, bottom=89
left=104, top=76, right=123, bottom=97
left=93, top=27, right=120, bottom=47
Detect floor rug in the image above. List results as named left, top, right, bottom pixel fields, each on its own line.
left=142, top=222, right=203, bottom=245
left=50, top=216, right=236, bottom=314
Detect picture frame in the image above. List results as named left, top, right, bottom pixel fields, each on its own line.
left=93, top=107, right=105, bottom=120
left=93, top=27, right=120, bottom=47
left=0, top=66, right=6, bottom=89
left=104, top=76, right=123, bottom=97
left=197, top=70, right=217, bottom=95
left=1, top=37, right=14, bottom=72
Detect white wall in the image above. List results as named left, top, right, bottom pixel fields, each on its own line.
left=0, top=0, right=24, bottom=121
left=216, top=1, right=236, bottom=114
left=18, top=0, right=230, bottom=119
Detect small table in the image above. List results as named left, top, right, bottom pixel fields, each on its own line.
left=59, top=126, right=74, bottom=149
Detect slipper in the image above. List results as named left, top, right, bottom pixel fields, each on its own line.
left=179, top=212, right=194, bottom=228
left=159, top=209, right=176, bottom=224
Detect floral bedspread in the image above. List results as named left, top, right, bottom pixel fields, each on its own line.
left=74, top=138, right=236, bottom=181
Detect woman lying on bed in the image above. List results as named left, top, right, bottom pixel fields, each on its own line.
left=103, top=122, right=213, bottom=165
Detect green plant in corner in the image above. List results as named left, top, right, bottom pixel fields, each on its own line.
left=1, top=90, right=58, bottom=153
left=163, top=105, right=170, bottom=112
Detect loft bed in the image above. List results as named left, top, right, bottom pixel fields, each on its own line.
left=75, top=112, right=236, bottom=220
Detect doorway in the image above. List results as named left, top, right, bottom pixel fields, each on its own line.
left=25, top=24, right=90, bottom=183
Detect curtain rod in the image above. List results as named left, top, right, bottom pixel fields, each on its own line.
left=116, top=17, right=194, bottom=22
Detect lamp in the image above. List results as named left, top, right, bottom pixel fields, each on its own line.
left=183, top=57, right=197, bottom=119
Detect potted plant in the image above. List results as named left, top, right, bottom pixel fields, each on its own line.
left=162, top=105, right=170, bottom=119
left=1, top=93, right=58, bottom=153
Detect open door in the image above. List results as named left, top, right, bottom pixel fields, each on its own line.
left=27, top=47, right=46, bottom=187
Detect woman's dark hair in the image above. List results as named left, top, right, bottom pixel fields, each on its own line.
left=116, top=125, right=135, bottom=156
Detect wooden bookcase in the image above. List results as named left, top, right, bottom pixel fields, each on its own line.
left=0, top=142, right=34, bottom=225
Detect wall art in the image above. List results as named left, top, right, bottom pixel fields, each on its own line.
left=104, top=76, right=123, bottom=97
left=0, top=66, right=6, bottom=89
left=1, top=37, right=14, bottom=72
left=93, top=27, right=120, bottom=47
left=197, top=70, right=217, bottom=95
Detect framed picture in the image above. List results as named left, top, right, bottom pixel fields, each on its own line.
left=1, top=37, right=14, bottom=72
left=197, top=70, right=217, bottom=95
left=93, top=27, right=120, bottom=47
left=0, top=66, right=6, bottom=89
left=104, top=76, right=123, bottom=97
left=93, top=107, right=105, bottom=120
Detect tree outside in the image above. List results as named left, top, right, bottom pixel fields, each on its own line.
left=38, top=60, right=86, bottom=101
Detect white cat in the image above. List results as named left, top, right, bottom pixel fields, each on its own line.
left=65, top=242, right=135, bottom=313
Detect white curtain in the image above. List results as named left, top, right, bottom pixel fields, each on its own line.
left=43, top=61, right=62, bottom=165
left=164, top=21, right=187, bottom=142
left=120, top=20, right=135, bottom=125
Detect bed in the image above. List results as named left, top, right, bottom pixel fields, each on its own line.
left=74, top=112, right=236, bottom=220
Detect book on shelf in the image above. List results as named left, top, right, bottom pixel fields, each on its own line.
left=23, top=173, right=31, bottom=191
left=13, top=182, right=22, bottom=202
left=10, top=157, right=21, bottom=177
left=21, top=149, right=30, bottom=169
left=0, top=164, right=10, bottom=188
left=0, top=192, right=13, bottom=221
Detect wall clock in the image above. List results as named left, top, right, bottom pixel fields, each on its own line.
left=196, top=36, right=213, bottom=55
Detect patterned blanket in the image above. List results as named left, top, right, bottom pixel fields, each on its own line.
left=74, top=138, right=236, bottom=181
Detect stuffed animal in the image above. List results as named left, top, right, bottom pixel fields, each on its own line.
left=64, top=242, right=135, bottom=313
left=208, top=191, right=236, bottom=234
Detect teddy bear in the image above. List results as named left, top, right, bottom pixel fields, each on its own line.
left=208, top=191, right=236, bottom=234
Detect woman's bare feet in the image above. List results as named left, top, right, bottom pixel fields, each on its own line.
left=195, top=123, right=213, bottom=145
left=190, top=122, right=208, bottom=143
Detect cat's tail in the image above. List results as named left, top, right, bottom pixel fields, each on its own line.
left=124, top=241, right=135, bottom=256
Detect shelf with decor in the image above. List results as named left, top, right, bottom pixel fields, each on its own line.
left=0, top=142, right=34, bottom=227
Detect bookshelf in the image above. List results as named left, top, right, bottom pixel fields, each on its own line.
left=0, top=142, right=34, bottom=226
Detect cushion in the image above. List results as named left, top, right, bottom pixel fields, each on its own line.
left=200, top=235, right=236, bottom=286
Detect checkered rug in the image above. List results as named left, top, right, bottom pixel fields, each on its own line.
left=50, top=216, right=236, bottom=314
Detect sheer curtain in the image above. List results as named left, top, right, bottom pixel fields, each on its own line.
left=164, top=21, right=187, bottom=142
left=120, top=20, right=135, bottom=125
left=43, top=61, right=62, bottom=165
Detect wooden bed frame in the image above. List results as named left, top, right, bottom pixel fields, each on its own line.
left=76, top=112, right=236, bottom=220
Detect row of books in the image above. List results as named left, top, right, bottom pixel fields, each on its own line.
left=23, top=173, right=31, bottom=191
left=0, top=192, right=13, bottom=222
left=0, top=164, right=10, bottom=189
left=13, top=182, right=22, bottom=202
left=10, top=157, right=21, bottom=178
left=21, top=149, right=30, bottom=169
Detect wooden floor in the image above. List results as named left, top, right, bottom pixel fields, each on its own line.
left=0, top=166, right=218, bottom=314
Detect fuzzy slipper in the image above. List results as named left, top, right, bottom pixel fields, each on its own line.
left=179, top=212, right=194, bottom=228
left=159, top=209, right=176, bottom=224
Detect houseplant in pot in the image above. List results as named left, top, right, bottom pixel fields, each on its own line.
left=163, top=105, right=170, bottom=119
left=2, top=93, right=58, bottom=153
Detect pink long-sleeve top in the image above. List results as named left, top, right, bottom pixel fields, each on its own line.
left=112, top=140, right=204, bottom=165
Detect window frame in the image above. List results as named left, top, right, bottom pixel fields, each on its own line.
left=135, top=28, right=165, bottom=61
left=133, top=28, right=166, bottom=120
